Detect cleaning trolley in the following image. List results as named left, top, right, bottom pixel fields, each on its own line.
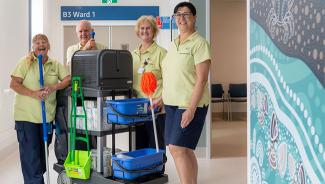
left=54, top=49, right=168, bottom=184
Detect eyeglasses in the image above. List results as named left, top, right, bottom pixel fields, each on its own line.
left=172, top=12, right=192, bottom=19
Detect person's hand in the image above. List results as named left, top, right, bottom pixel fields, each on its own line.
left=43, top=86, right=56, bottom=96
left=152, top=97, right=163, bottom=111
left=84, top=39, right=97, bottom=50
left=181, top=107, right=196, bottom=128
left=32, top=89, right=48, bottom=101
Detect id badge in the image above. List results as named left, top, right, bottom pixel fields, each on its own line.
left=137, top=67, right=145, bottom=74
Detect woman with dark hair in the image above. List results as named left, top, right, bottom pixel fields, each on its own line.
left=10, top=34, right=70, bottom=184
left=161, top=2, right=211, bottom=184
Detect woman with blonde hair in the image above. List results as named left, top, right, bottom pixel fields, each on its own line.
left=10, top=34, right=70, bottom=184
left=132, top=16, right=167, bottom=151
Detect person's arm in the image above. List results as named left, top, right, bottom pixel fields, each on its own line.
left=10, top=76, right=44, bottom=100
left=180, top=60, right=211, bottom=128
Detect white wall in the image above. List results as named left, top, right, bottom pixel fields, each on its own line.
left=211, top=0, right=247, bottom=113
left=0, top=0, right=29, bottom=157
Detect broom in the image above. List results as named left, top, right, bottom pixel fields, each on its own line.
left=140, top=72, right=159, bottom=152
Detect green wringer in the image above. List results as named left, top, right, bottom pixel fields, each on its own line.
left=64, top=76, right=91, bottom=179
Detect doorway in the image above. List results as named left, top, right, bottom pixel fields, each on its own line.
left=63, top=25, right=140, bottom=65
left=210, top=0, right=247, bottom=180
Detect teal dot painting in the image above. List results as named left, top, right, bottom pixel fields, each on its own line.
left=250, top=0, right=325, bottom=183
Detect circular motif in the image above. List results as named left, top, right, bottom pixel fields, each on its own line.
left=297, top=162, right=305, bottom=184
left=307, top=117, right=312, bottom=127
left=297, top=97, right=301, bottom=106
left=303, top=110, right=308, bottom=119
left=256, top=140, right=264, bottom=167
left=270, top=113, right=279, bottom=142
left=251, top=157, right=262, bottom=184
left=288, top=154, right=296, bottom=179
left=277, top=142, right=288, bottom=178
left=269, top=146, right=277, bottom=170
left=319, top=144, right=323, bottom=154
left=315, top=135, right=319, bottom=145
left=300, top=103, right=304, bottom=112
left=311, top=126, right=315, bottom=135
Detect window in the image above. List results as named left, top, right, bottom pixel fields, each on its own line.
left=32, top=0, right=43, bottom=36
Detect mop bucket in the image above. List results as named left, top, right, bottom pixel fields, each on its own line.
left=112, top=148, right=165, bottom=180
left=106, top=98, right=157, bottom=124
left=64, top=150, right=91, bottom=179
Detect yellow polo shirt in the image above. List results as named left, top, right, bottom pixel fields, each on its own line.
left=66, top=42, right=108, bottom=66
left=132, top=42, right=166, bottom=98
left=162, top=31, right=211, bottom=108
left=11, top=56, right=69, bottom=123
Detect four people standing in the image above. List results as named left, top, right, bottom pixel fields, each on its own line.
left=11, top=2, right=210, bottom=183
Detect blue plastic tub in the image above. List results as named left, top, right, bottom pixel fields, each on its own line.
left=112, top=148, right=164, bottom=180
left=105, top=98, right=153, bottom=124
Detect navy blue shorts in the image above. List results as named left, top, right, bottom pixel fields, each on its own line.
left=164, top=105, right=208, bottom=150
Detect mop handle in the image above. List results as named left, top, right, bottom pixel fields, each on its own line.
left=38, top=54, right=50, bottom=184
left=38, top=54, right=47, bottom=141
left=149, top=98, right=159, bottom=152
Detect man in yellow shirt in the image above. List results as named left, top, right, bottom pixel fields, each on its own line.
left=66, top=20, right=107, bottom=67
left=66, top=20, right=107, bottom=150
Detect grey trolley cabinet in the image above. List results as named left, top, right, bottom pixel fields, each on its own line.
left=54, top=50, right=168, bottom=184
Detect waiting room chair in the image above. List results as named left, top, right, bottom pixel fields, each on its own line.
left=227, top=83, right=247, bottom=120
left=211, top=84, right=227, bottom=119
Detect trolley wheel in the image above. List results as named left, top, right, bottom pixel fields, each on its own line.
left=57, top=170, right=71, bottom=184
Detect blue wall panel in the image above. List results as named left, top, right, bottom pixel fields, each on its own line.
left=250, top=0, right=325, bottom=183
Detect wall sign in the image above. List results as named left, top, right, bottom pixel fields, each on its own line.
left=61, top=6, right=159, bottom=21
left=155, top=16, right=177, bottom=30
left=101, top=0, right=117, bottom=4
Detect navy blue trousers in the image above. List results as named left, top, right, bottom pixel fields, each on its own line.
left=15, top=121, right=53, bottom=184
